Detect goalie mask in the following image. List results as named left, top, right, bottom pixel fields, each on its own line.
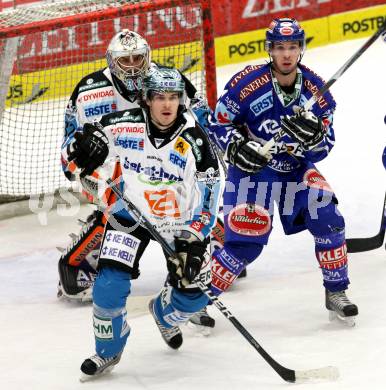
left=265, top=18, right=306, bottom=59
left=106, top=29, right=151, bottom=92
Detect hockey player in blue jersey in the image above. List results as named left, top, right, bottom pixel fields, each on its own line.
left=208, top=18, right=358, bottom=326
left=67, top=67, right=221, bottom=380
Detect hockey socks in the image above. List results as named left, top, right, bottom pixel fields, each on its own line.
left=210, top=243, right=262, bottom=295
left=93, top=267, right=131, bottom=357
left=314, top=230, right=349, bottom=292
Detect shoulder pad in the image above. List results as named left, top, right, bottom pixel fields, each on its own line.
left=100, top=107, right=145, bottom=126
left=77, top=69, right=111, bottom=93
left=229, top=63, right=268, bottom=88
left=300, top=64, right=336, bottom=110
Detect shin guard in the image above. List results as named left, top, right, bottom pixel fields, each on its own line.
left=93, top=267, right=131, bottom=358
left=211, top=243, right=263, bottom=296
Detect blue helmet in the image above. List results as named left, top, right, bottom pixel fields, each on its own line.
left=265, top=18, right=306, bottom=53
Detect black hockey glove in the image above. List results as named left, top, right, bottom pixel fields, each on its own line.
left=168, top=232, right=207, bottom=287
left=281, top=109, right=326, bottom=151
left=227, top=137, right=271, bottom=174
left=67, top=123, right=109, bottom=177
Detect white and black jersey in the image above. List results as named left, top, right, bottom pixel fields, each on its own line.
left=61, top=67, right=140, bottom=174
left=100, top=108, right=221, bottom=243
left=61, top=64, right=206, bottom=181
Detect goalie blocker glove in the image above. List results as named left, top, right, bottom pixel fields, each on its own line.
left=281, top=108, right=326, bottom=151
left=168, top=231, right=207, bottom=288
left=68, top=123, right=109, bottom=177
left=227, top=137, right=271, bottom=174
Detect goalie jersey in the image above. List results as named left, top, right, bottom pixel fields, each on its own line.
left=99, top=107, right=221, bottom=242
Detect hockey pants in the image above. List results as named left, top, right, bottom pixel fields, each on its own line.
left=211, top=163, right=350, bottom=296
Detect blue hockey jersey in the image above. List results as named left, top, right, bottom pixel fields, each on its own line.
left=209, top=63, right=336, bottom=173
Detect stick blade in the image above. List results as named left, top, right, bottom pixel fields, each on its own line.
left=295, top=366, right=340, bottom=383
left=346, top=230, right=385, bottom=253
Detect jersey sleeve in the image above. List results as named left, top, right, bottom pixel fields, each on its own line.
left=300, top=65, right=337, bottom=163
left=61, top=83, right=84, bottom=179
left=60, top=69, right=114, bottom=179
left=303, top=107, right=336, bottom=163
left=208, top=76, right=246, bottom=155
left=181, top=124, right=221, bottom=240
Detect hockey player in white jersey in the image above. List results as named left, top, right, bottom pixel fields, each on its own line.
left=65, top=67, right=221, bottom=379
left=58, top=29, right=213, bottom=308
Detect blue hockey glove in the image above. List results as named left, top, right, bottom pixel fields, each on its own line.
left=68, top=123, right=109, bottom=177
left=227, top=137, right=271, bottom=174
left=281, top=108, right=326, bottom=151
left=168, top=231, right=207, bottom=287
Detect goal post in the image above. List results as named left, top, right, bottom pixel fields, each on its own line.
left=0, top=0, right=217, bottom=200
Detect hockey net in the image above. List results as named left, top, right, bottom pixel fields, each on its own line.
left=0, top=0, right=216, bottom=201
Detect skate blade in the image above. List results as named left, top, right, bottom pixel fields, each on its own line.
left=185, top=321, right=211, bottom=336
left=57, top=282, right=64, bottom=299
left=58, top=293, right=92, bottom=303
left=79, top=366, right=115, bottom=382
left=328, top=310, right=356, bottom=327
left=57, top=286, right=93, bottom=303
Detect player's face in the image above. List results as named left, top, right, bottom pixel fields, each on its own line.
left=147, top=92, right=180, bottom=129
left=270, top=41, right=301, bottom=75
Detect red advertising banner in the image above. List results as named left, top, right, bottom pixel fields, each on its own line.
left=211, top=0, right=386, bottom=37
left=2, top=0, right=385, bottom=33
left=15, top=8, right=203, bottom=73
left=1, top=0, right=385, bottom=74
left=0, top=0, right=36, bottom=11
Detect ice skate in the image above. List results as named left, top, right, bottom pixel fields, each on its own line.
left=80, top=352, right=122, bottom=382
left=187, top=306, right=215, bottom=336
left=325, top=289, right=358, bottom=327
left=149, top=298, right=183, bottom=349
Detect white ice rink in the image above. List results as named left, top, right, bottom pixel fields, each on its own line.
left=0, top=36, right=385, bottom=389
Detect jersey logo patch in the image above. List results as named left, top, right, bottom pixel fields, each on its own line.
left=169, top=151, right=186, bottom=168
left=144, top=189, right=181, bottom=218
left=228, top=203, right=271, bottom=236
left=317, top=243, right=348, bottom=270
left=250, top=91, right=273, bottom=116
left=100, top=230, right=140, bottom=267
left=174, top=137, right=189, bottom=156
left=93, top=315, right=113, bottom=340
left=303, top=169, right=333, bottom=192
left=115, top=136, right=144, bottom=150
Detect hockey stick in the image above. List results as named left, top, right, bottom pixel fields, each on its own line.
left=260, top=20, right=386, bottom=156
left=100, top=173, right=339, bottom=383
left=346, top=193, right=386, bottom=252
